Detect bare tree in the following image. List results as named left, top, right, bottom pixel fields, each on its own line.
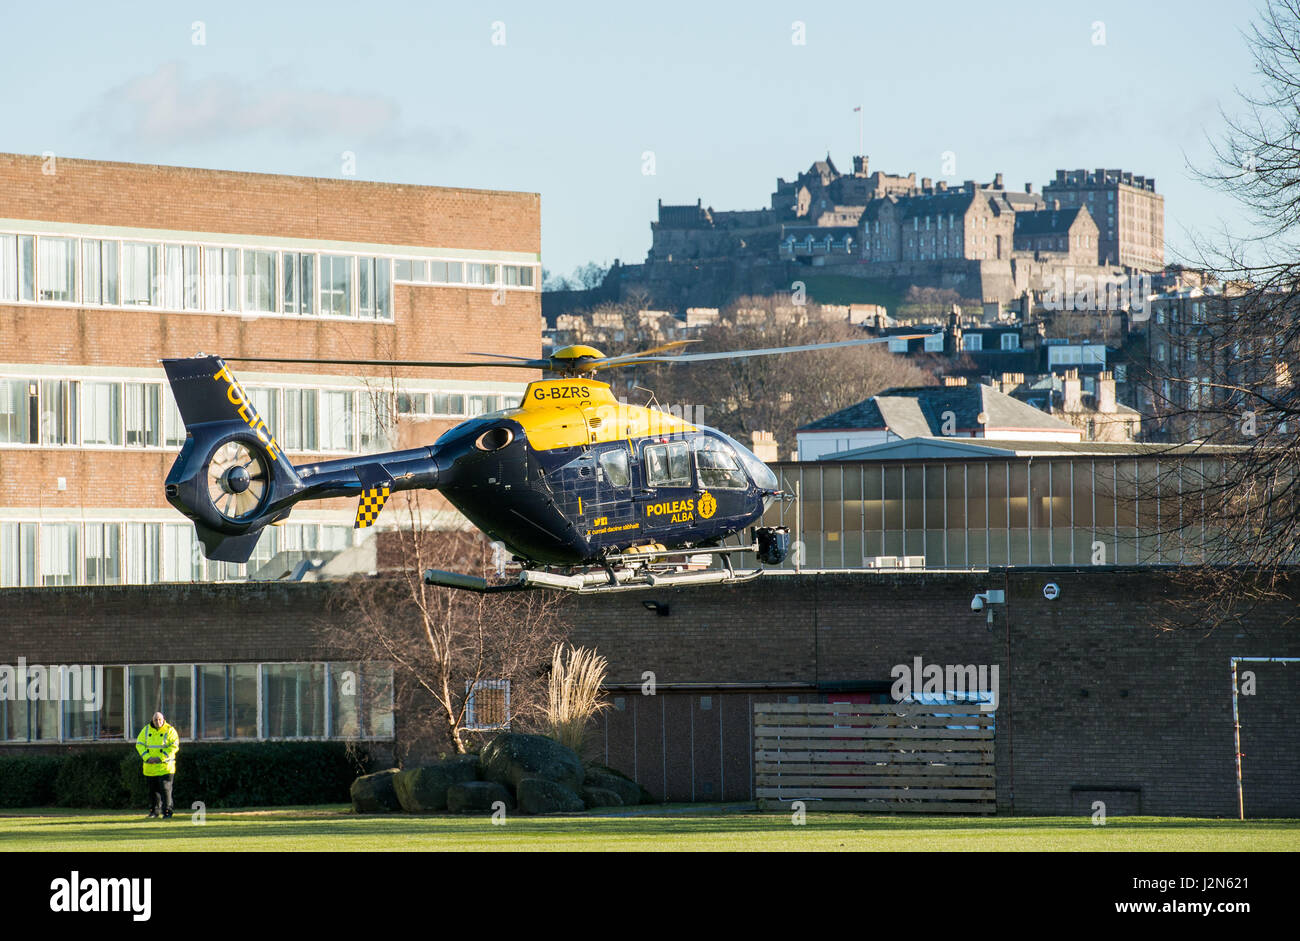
left=630, top=301, right=938, bottom=456
left=1149, top=0, right=1300, bottom=625
left=329, top=496, right=565, bottom=761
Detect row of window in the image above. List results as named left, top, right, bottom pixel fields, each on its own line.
left=0, top=233, right=400, bottom=320
left=889, top=334, right=945, bottom=353
left=0, top=376, right=517, bottom=452
left=1047, top=344, right=1108, bottom=367
left=961, top=333, right=1021, bottom=352
left=0, top=662, right=394, bottom=743
left=393, top=258, right=535, bottom=288
left=760, top=457, right=1234, bottom=570
left=0, top=520, right=355, bottom=588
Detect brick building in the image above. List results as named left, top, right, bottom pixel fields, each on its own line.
left=0, top=153, right=542, bottom=588
left=3, top=568, right=1295, bottom=816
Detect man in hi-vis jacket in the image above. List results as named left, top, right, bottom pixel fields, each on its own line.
left=136, top=711, right=180, bottom=819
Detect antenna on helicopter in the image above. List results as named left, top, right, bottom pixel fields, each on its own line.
left=631, top=384, right=661, bottom=412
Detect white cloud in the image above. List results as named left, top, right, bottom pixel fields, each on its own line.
left=85, top=61, right=457, bottom=153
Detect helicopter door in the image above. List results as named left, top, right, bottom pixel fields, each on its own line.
left=692, top=436, right=752, bottom=524
left=583, top=443, right=636, bottom=540
left=639, top=440, right=696, bottom=535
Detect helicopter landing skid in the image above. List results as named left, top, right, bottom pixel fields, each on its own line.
left=423, top=543, right=767, bottom=594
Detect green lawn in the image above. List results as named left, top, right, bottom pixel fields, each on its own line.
left=3, top=806, right=1297, bottom=851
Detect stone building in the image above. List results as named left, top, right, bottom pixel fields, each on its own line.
left=1012, top=203, right=1101, bottom=267
left=1143, top=285, right=1292, bottom=441
left=1043, top=168, right=1164, bottom=270
left=617, top=155, right=1160, bottom=310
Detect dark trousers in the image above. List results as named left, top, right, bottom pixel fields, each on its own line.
left=147, top=774, right=174, bottom=814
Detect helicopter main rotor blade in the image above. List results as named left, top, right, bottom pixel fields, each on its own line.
left=589, top=340, right=702, bottom=366
left=221, top=356, right=551, bottom=370
left=591, top=334, right=931, bottom=368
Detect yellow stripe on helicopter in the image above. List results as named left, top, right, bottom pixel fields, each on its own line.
left=504, top=378, right=696, bottom=451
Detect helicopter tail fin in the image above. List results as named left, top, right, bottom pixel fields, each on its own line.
left=163, top=355, right=292, bottom=468
left=161, top=356, right=304, bottom=563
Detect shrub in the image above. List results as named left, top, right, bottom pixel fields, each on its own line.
left=2, top=742, right=373, bottom=809
left=0, top=755, right=61, bottom=807
left=55, top=752, right=132, bottom=808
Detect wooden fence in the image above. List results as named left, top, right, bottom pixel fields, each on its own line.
left=753, top=701, right=996, bottom=814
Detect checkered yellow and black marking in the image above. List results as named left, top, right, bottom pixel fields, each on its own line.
left=354, top=485, right=392, bottom=529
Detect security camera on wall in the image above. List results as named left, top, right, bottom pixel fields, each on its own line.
left=971, top=593, right=985, bottom=612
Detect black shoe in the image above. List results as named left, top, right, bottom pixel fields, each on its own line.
left=163, top=811, right=173, bottom=819
left=147, top=811, right=159, bottom=818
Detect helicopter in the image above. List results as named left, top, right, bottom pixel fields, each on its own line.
left=161, top=334, right=919, bottom=593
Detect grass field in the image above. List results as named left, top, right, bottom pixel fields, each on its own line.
left=3, top=805, right=1298, bottom=852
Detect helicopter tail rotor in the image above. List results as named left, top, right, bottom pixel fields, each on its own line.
left=162, top=356, right=306, bottom=562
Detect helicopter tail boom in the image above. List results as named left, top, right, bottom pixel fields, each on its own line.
left=162, top=356, right=441, bottom=564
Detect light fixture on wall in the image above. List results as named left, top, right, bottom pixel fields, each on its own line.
left=641, top=600, right=670, bottom=617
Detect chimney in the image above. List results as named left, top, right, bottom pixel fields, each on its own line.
left=1062, top=369, right=1082, bottom=413
left=1055, top=170, right=1066, bottom=184
left=1097, top=372, right=1117, bottom=413
left=963, top=180, right=976, bottom=193
left=1025, top=183, right=1033, bottom=194
left=750, top=430, right=779, bottom=462
left=937, top=181, right=948, bottom=192
left=943, top=376, right=968, bottom=386
left=921, top=177, right=933, bottom=192
left=993, top=172, right=1004, bottom=189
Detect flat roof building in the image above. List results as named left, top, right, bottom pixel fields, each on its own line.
left=0, top=154, right=542, bottom=588
left=762, top=437, right=1243, bottom=570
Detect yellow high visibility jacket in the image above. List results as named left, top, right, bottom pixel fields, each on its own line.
left=136, top=723, right=179, bottom=776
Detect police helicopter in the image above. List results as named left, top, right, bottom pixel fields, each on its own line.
left=161, top=334, right=918, bottom=593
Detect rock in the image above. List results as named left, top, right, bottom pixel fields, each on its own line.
left=480, top=733, right=584, bottom=792
left=580, top=786, right=623, bottom=809
left=392, top=756, right=479, bottom=812
left=446, top=781, right=513, bottom=814
left=516, top=775, right=585, bottom=815
left=583, top=767, right=644, bottom=806
left=350, top=768, right=402, bottom=813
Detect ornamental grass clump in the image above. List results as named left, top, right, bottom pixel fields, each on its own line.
left=544, top=644, right=610, bottom=754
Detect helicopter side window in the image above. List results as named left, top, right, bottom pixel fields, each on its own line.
left=693, top=438, right=749, bottom=489
left=598, top=447, right=630, bottom=488
left=644, top=442, right=691, bottom=488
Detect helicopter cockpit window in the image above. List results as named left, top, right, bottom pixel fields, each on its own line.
left=598, top=447, right=630, bottom=488
left=693, top=438, right=749, bottom=489
left=644, top=442, right=691, bottom=488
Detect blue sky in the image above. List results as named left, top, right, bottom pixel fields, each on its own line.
left=0, top=1, right=1266, bottom=276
